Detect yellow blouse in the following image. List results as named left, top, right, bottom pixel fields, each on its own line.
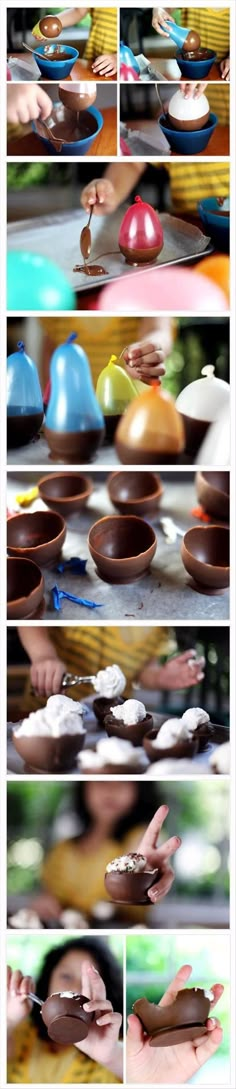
left=84, top=8, right=117, bottom=61
left=42, top=825, right=147, bottom=922
left=181, top=8, right=230, bottom=61
left=8, top=1021, right=120, bottom=1083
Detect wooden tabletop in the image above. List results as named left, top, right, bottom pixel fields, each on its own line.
left=7, top=52, right=117, bottom=82
left=7, top=106, right=117, bottom=157
left=142, top=57, right=223, bottom=82
left=125, top=119, right=229, bottom=156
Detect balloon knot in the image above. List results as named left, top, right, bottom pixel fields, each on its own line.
left=17, top=341, right=25, bottom=352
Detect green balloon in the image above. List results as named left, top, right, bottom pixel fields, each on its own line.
left=7, top=251, right=76, bottom=311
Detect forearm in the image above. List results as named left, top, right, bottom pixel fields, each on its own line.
left=104, top=162, right=145, bottom=208
left=138, top=660, right=168, bottom=689
left=138, top=317, right=174, bottom=356
left=18, top=627, right=58, bottom=664
left=59, top=7, right=88, bottom=29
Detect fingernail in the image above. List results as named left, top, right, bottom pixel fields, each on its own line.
left=208, top=1017, right=217, bottom=1027
left=175, top=836, right=181, bottom=846
left=197, top=673, right=204, bottom=681
left=90, top=965, right=99, bottom=974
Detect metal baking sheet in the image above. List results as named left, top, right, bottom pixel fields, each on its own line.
left=7, top=209, right=212, bottom=295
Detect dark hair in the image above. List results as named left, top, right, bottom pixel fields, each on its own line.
left=73, top=781, right=160, bottom=840
left=31, top=937, right=123, bottom=1042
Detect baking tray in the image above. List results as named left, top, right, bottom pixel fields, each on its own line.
left=7, top=208, right=212, bottom=295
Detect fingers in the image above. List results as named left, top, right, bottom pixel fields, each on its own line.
left=83, top=999, right=113, bottom=1014
left=159, top=964, right=192, bottom=1007
left=81, top=962, right=106, bottom=1004
left=151, top=834, right=182, bottom=865
left=205, top=984, right=224, bottom=1011
left=148, top=866, right=175, bottom=903
left=38, top=89, right=53, bottom=121
left=95, top=1012, right=122, bottom=1029
left=8, top=968, right=34, bottom=1001
left=81, top=179, right=114, bottom=215
left=138, top=804, right=169, bottom=852
left=127, top=1013, right=144, bottom=1050
left=194, top=1023, right=223, bottom=1066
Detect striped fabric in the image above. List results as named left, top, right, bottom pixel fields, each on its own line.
left=42, top=826, right=148, bottom=921
left=84, top=7, right=117, bottom=61
left=40, top=316, right=140, bottom=385
left=154, top=162, right=229, bottom=214
left=206, top=82, right=229, bottom=124
left=181, top=8, right=230, bottom=60
left=8, top=1022, right=120, bottom=1083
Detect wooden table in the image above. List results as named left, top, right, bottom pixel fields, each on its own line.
left=7, top=52, right=117, bottom=82
left=7, top=107, right=117, bottom=157
left=141, top=57, right=223, bottom=82
left=125, top=119, right=229, bottom=156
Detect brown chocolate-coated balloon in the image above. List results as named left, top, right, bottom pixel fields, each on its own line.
left=183, top=29, right=201, bottom=53
left=59, top=81, right=97, bottom=112
left=133, top=988, right=210, bottom=1046
left=39, top=15, right=62, bottom=38
left=115, top=387, right=185, bottom=465
left=41, top=993, right=94, bottom=1043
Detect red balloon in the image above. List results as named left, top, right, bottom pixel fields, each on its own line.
left=93, top=265, right=228, bottom=313
left=120, top=63, right=140, bottom=82
left=119, top=195, right=164, bottom=264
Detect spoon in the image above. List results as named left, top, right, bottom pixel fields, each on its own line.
left=37, top=117, right=64, bottom=150
left=62, top=672, right=96, bottom=688
left=22, top=41, right=52, bottom=60
left=28, top=992, right=43, bottom=1008
left=80, top=207, right=94, bottom=261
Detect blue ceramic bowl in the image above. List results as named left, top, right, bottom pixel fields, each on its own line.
left=34, top=44, right=79, bottom=79
left=32, top=105, right=103, bottom=156
left=176, top=49, right=216, bottom=79
left=159, top=113, right=217, bottom=154
left=198, top=197, right=230, bottom=252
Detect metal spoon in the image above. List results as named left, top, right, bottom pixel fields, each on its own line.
left=37, top=117, right=64, bottom=150
left=62, top=672, right=96, bottom=688
left=22, top=41, right=52, bottom=61
left=80, top=207, right=94, bottom=261
left=28, top=991, right=43, bottom=1008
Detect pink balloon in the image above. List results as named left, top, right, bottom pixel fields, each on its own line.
left=120, top=63, right=140, bottom=81
left=94, top=265, right=228, bottom=313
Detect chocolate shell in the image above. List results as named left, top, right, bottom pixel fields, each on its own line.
left=13, top=731, right=85, bottom=773
left=93, top=696, right=124, bottom=724
left=104, top=712, right=153, bottom=747
left=133, top=988, right=211, bottom=1046
left=181, top=525, right=230, bottom=593
left=144, top=727, right=198, bottom=763
left=104, top=867, right=159, bottom=904
left=41, top=992, right=94, bottom=1044
left=183, top=29, right=200, bottom=53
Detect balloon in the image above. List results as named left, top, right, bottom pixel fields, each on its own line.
left=94, top=265, right=228, bottom=313
left=120, top=42, right=140, bottom=73
left=195, top=255, right=230, bottom=304
left=7, top=251, right=76, bottom=311
left=120, top=63, right=140, bottom=81
left=96, top=354, right=137, bottom=414
left=119, top=196, right=164, bottom=263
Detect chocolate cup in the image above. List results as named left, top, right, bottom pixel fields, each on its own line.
left=107, top=471, right=163, bottom=516
left=183, top=29, right=201, bottom=52
left=115, top=437, right=181, bottom=466
left=59, top=84, right=97, bottom=112
left=168, top=110, right=209, bottom=132
left=133, top=989, right=210, bottom=1047
left=41, top=993, right=93, bottom=1044
left=38, top=472, right=93, bottom=515
left=195, top=471, right=229, bottom=521
left=7, top=557, right=44, bottom=619
left=93, top=696, right=124, bottom=724
left=104, top=867, right=159, bottom=904
left=88, top=515, right=157, bottom=584
left=7, top=510, right=66, bottom=566
left=13, top=731, right=85, bottom=773
left=144, top=727, right=198, bottom=763
left=44, top=425, right=104, bottom=464
left=181, top=525, right=230, bottom=592
left=104, top=414, right=121, bottom=442
left=180, top=412, right=210, bottom=457
left=119, top=243, right=163, bottom=265
left=104, top=712, right=153, bottom=747
left=7, top=411, right=44, bottom=448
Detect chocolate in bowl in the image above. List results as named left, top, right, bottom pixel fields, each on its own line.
left=104, top=712, right=153, bottom=747
left=143, top=727, right=199, bottom=763
left=133, top=988, right=211, bottom=1047
left=93, top=696, right=124, bottom=724
left=41, top=992, right=94, bottom=1044
left=182, top=48, right=211, bottom=60
left=104, top=866, right=160, bottom=904
left=12, top=730, right=85, bottom=773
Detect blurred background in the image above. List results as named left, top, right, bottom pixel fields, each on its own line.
left=7, top=930, right=123, bottom=977
left=7, top=778, right=229, bottom=929
left=7, top=315, right=229, bottom=403
left=126, top=931, right=230, bottom=1085
left=7, top=7, right=111, bottom=54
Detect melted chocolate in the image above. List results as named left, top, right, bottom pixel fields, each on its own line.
left=43, top=49, right=71, bottom=61
left=73, top=263, right=107, bottom=275
left=181, top=48, right=211, bottom=60
left=7, top=410, right=43, bottom=448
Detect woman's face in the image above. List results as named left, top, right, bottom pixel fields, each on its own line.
left=48, top=949, right=97, bottom=998
left=84, top=781, right=138, bottom=824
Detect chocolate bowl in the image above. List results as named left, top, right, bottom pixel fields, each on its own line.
left=12, top=729, right=85, bottom=774
left=7, top=557, right=44, bottom=620
left=195, top=471, right=229, bottom=521
left=93, top=696, right=124, bottom=724
left=181, top=524, right=230, bottom=593
left=41, top=993, right=94, bottom=1044
left=133, top=987, right=211, bottom=1046
left=143, top=727, right=198, bottom=763
left=107, top=471, right=163, bottom=517
left=7, top=511, right=66, bottom=566
left=104, top=712, right=153, bottom=747
left=104, top=867, right=160, bottom=904
left=38, top=472, right=93, bottom=516
left=88, top=515, right=157, bottom=584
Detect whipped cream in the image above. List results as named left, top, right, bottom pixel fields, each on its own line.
left=111, top=699, right=146, bottom=726
left=153, top=706, right=210, bottom=750
left=181, top=707, right=210, bottom=729
left=106, top=852, right=147, bottom=874
left=78, top=737, right=144, bottom=769
left=144, top=759, right=208, bottom=776
left=15, top=695, right=85, bottom=739
left=93, top=664, right=126, bottom=699
left=8, top=908, right=43, bottom=929
left=204, top=989, right=214, bottom=1002
left=60, top=909, right=89, bottom=929
left=209, top=742, right=230, bottom=775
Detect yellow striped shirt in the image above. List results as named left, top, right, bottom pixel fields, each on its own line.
left=40, top=316, right=140, bottom=386
left=84, top=7, right=117, bottom=61
left=181, top=8, right=230, bottom=61
left=154, top=162, right=229, bottom=214
left=8, top=1021, right=120, bottom=1083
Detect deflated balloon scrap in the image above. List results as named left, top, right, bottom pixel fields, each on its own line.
left=56, top=557, right=87, bottom=574
left=16, top=487, right=39, bottom=507
left=191, top=505, right=211, bottom=522
left=51, top=584, right=103, bottom=612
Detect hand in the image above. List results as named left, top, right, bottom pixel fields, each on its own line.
left=30, top=892, right=61, bottom=921
left=92, top=53, right=117, bottom=76
left=7, top=967, right=34, bottom=1031
left=157, top=650, right=205, bottom=691
left=152, top=8, right=174, bottom=37
left=181, top=81, right=208, bottom=99
left=31, top=21, right=45, bottom=40
left=123, top=341, right=166, bottom=383
left=76, top=963, right=122, bottom=1076
left=127, top=964, right=224, bottom=1084
left=7, top=85, right=52, bottom=125
left=137, top=805, right=181, bottom=904
left=81, top=178, right=117, bottom=215
left=30, top=656, right=66, bottom=697
left=220, top=56, right=230, bottom=81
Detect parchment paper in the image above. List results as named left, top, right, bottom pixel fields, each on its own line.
left=8, top=208, right=212, bottom=294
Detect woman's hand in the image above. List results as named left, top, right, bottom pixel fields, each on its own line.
left=30, top=656, right=66, bottom=697
left=92, top=53, right=117, bottom=76
left=77, top=962, right=122, bottom=1076
left=7, top=967, right=34, bottom=1031
left=123, top=341, right=166, bottom=383
left=127, top=964, right=224, bottom=1084
left=156, top=650, right=205, bottom=691
left=137, top=805, right=181, bottom=904
left=7, top=85, right=52, bottom=124
left=220, top=57, right=230, bottom=81
left=81, top=178, right=117, bottom=215
left=152, top=8, right=174, bottom=36
left=181, top=81, right=208, bottom=99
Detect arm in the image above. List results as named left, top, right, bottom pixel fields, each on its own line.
left=138, top=650, right=205, bottom=690
left=18, top=627, right=66, bottom=696
left=7, top=967, right=34, bottom=1059
left=58, top=7, right=89, bottom=28
left=152, top=7, right=174, bottom=36
left=81, top=162, right=145, bottom=216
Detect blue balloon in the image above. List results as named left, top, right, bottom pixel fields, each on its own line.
left=46, top=333, right=104, bottom=433
left=7, top=341, right=43, bottom=415
left=120, top=41, right=140, bottom=73
left=7, top=251, right=75, bottom=311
